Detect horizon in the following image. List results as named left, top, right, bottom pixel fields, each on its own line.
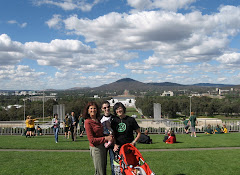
left=0, top=77, right=237, bottom=91
left=1, top=0, right=240, bottom=90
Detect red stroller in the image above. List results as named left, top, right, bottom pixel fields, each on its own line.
left=117, top=143, right=155, bottom=175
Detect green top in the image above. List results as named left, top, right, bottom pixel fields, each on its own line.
left=79, top=117, right=84, bottom=127
left=205, top=128, right=213, bottom=134
left=183, top=120, right=189, bottom=126
left=215, top=127, right=222, bottom=134
left=189, top=115, right=197, bottom=127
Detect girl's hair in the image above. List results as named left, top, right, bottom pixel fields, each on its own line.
left=83, top=101, right=100, bottom=119
left=113, top=102, right=126, bottom=116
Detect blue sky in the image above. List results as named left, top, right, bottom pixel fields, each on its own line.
left=1, top=0, right=240, bottom=90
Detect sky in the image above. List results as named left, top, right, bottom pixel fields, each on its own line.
left=1, top=0, right=240, bottom=90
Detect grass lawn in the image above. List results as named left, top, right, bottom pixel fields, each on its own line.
left=0, top=133, right=239, bottom=174
left=0, top=133, right=239, bottom=150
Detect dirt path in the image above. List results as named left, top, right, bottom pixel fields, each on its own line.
left=0, top=147, right=240, bottom=152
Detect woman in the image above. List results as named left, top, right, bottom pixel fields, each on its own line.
left=111, top=102, right=141, bottom=152
left=205, top=124, right=213, bottom=134
left=28, top=116, right=37, bottom=137
left=165, top=130, right=176, bottom=144
left=84, top=102, right=113, bottom=175
left=63, top=114, right=70, bottom=139
left=52, top=113, right=60, bottom=143
left=25, top=116, right=30, bottom=137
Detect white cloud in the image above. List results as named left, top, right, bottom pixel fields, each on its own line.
left=125, top=62, right=152, bottom=70
left=216, top=52, right=240, bottom=64
left=0, top=65, right=46, bottom=89
left=127, top=0, right=196, bottom=12
left=0, top=34, right=24, bottom=65
left=46, top=14, right=62, bottom=29
left=59, top=6, right=240, bottom=68
left=34, top=0, right=102, bottom=12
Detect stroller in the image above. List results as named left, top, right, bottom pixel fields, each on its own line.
left=115, top=143, right=155, bottom=175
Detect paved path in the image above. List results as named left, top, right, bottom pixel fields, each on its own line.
left=0, top=147, right=240, bottom=152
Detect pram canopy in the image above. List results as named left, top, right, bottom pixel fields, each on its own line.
left=118, top=143, right=155, bottom=175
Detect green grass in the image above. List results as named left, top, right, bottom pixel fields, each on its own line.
left=0, top=149, right=239, bottom=175
left=0, top=133, right=239, bottom=150
left=0, top=133, right=240, bottom=175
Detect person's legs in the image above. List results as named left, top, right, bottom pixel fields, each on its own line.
left=73, top=125, right=77, bottom=141
left=71, top=126, right=74, bottom=141
left=56, top=128, right=59, bottom=142
left=90, top=145, right=107, bottom=175
left=108, top=148, right=115, bottom=175
left=54, top=128, right=58, bottom=143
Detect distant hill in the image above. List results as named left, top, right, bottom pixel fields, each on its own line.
left=147, top=82, right=184, bottom=86
left=92, top=78, right=152, bottom=91
left=90, top=78, right=237, bottom=93
left=1, top=78, right=237, bottom=92
left=193, top=83, right=233, bottom=87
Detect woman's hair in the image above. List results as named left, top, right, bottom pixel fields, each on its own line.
left=83, top=101, right=100, bottom=119
left=113, top=102, right=126, bottom=116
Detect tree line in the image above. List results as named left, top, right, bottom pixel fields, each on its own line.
left=1, top=94, right=240, bottom=121
left=135, top=95, right=240, bottom=118
left=0, top=96, right=105, bottom=121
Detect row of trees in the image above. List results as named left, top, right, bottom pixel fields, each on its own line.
left=135, top=95, right=240, bottom=118
left=0, top=96, right=106, bottom=121
left=1, top=94, right=240, bottom=121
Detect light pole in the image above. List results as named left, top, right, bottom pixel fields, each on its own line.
left=43, top=90, right=45, bottom=122
left=189, top=96, right=192, bottom=117
left=23, top=99, right=26, bottom=121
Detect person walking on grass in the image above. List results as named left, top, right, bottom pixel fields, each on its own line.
left=79, top=114, right=85, bottom=137
left=52, top=113, right=60, bottom=143
left=189, top=112, right=197, bottom=137
left=63, top=114, right=70, bottom=139
left=70, top=111, right=77, bottom=141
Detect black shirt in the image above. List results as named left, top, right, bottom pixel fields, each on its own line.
left=111, top=115, right=140, bottom=147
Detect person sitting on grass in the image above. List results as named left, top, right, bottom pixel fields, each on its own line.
left=214, top=125, right=223, bottom=134
left=205, top=124, right=213, bottom=134
left=222, top=125, right=228, bottom=133
left=36, top=125, right=42, bottom=136
left=164, top=130, right=176, bottom=144
left=138, top=130, right=152, bottom=144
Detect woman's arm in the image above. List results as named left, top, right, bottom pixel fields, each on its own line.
left=85, top=120, right=112, bottom=146
left=131, top=128, right=141, bottom=146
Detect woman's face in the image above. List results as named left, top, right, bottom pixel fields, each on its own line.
left=116, top=106, right=124, bottom=117
left=88, top=105, right=97, bottom=118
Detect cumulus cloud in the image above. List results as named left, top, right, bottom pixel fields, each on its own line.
left=34, top=0, right=102, bottom=12
left=46, top=14, right=63, bottom=29
left=216, top=52, right=240, bottom=64
left=0, top=34, right=25, bottom=65
left=0, top=65, right=46, bottom=89
left=60, top=6, right=240, bottom=67
left=127, top=0, right=196, bottom=12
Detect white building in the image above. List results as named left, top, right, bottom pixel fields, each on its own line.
left=161, top=91, right=174, bottom=96
left=109, top=96, right=136, bottom=107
